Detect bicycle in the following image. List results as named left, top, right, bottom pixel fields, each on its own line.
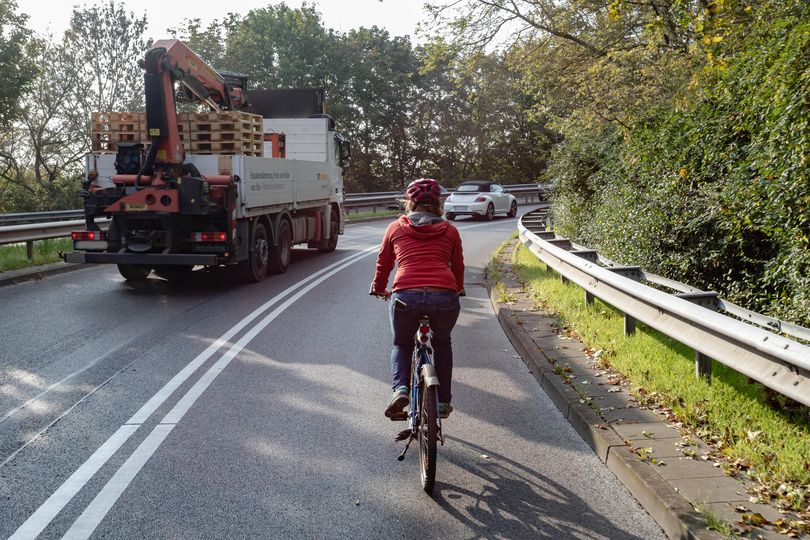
left=371, top=294, right=443, bottom=494
left=388, top=298, right=443, bottom=494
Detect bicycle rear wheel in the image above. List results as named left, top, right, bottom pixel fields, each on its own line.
left=418, top=378, right=438, bottom=494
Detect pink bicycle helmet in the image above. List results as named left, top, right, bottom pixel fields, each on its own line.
left=405, top=178, right=441, bottom=205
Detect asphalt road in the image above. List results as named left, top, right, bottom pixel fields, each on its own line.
left=0, top=211, right=666, bottom=539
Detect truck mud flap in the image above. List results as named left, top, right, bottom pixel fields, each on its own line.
left=65, top=252, right=218, bottom=265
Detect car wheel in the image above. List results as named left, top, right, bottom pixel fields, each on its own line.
left=485, top=203, right=495, bottom=221
left=507, top=200, right=518, bottom=218
left=445, top=212, right=455, bottom=221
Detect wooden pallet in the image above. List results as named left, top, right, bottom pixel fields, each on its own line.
left=190, top=141, right=262, bottom=156
left=90, top=110, right=263, bottom=156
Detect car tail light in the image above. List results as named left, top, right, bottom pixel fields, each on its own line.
left=191, top=232, right=227, bottom=242
left=71, top=231, right=105, bottom=241
left=475, top=196, right=487, bottom=203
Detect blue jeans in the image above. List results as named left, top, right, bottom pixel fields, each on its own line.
left=389, top=290, right=460, bottom=404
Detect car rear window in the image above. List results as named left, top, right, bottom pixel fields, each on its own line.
left=457, top=184, right=486, bottom=192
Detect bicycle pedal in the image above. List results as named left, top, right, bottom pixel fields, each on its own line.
left=389, top=412, right=408, bottom=421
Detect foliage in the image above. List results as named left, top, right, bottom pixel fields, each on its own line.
left=0, top=1, right=149, bottom=212
left=427, top=0, right=809, bottom=325
left=61, top=0, right=150, bottom=113
left=549, top=0, right=810, bottom=325
left=173, top=6, right=551, bottom=192
left=0, top=0, right=35, bottom=127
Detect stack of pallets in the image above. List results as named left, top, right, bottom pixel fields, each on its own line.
left=188, top=111, right=263, bottom=156
left=90, top=111, right=264, bottom=157
left=90, top=112, right=141, bottom=153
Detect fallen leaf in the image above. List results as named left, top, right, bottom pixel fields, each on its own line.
left=746, top=430, right=762, bottom=440
left=740, top=512, right=769, bottom=527
left=608, top=387, right=622, bottom=393
left=642, top=431, right=655, bottom=439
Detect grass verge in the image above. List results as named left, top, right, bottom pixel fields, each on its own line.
left=0, top=238, right=73, bottom=273
left=508, top=242, right=810, bottom=518
left=345, top=209, right=399, bottom=221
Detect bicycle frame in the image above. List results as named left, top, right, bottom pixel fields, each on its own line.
left=409, top=316, right=442, bottom=437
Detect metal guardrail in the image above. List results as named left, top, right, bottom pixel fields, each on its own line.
left=518, top=208, right=810, bottom=408
left=343, top=183, right=549, bottom=212
left=0, top=210, right=84, bottom=226
left=0, top=184, right=551, bottom=256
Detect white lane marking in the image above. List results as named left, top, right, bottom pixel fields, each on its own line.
left=7, top=247, right=375, bottom=540
left=61, top=424, right=175, bottom=540
left=61, top=249, right=378, bottom=539
left=8, top=425, right=139, bottom=540
left=1, top=217, right=383, bottom=425
left=129, top=249, right=372, bottom=424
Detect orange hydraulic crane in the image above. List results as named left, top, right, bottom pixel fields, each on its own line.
left=131, top=39, right=248, bottom=186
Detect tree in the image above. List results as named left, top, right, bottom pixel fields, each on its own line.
left=60, top=0, right=150, bottom=113
left=0, top=0, right=35, bottom=128
left=0, top=1, right=150, bottom=211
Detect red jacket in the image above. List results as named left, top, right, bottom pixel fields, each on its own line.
left=371, top=214, right=464, bottom=293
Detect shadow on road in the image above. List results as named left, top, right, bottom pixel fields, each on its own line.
left=433, top=436, right=649, bottom=539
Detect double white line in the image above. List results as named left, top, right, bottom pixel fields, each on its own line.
left=10, top=246, right=377, bottom=540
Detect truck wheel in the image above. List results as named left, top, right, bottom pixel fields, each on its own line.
left=269, top=219, right=292, bottom=274
left=240, top=221, right=269, bottom=282
left=318, top=208, right=339, bottom=253
left=117, top=264, right=151, bottom=281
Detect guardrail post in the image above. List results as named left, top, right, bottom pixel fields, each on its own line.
left=561, top=274, right=569, bottom=284
left=695, top=352, right=712, bottom=382
left=624, top=314, right=636, bottom=336
left=26, top=241, right=34, bottom=261
left=585, top=291, right=594, bottom=305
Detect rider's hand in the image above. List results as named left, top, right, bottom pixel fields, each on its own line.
left=370, top=289, right=392, bottom=299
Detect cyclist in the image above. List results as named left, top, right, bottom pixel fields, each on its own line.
left=370, top=178, right=464, bottom=420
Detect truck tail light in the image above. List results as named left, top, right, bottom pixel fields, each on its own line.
left=71, top=231, right=105, bottom=241
left=191, top=232, right=227, bottom=242
left=475, top=196, right=487, bottom=203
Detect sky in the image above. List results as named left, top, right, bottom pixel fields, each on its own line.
left=22, top=0, right=433, bottom=42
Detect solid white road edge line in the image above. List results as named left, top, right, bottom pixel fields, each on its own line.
left=62, top=248, right=378, bottom=539
left=8, top=247, right=375, bottom=540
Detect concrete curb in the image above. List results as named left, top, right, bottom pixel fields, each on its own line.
left=0, top=261, right=91, bottom=288
left=485, top=256, right=721, bottom=540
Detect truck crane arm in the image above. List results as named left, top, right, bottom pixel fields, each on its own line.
left=139, top=39, right=248, bottom=181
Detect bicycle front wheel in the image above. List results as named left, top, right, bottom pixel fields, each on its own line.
left=418, top=378, right=438, bottom=494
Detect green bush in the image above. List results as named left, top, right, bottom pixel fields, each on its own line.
left=551, top=0, right=810, bottom=326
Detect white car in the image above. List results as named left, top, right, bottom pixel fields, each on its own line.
left=444, top=181, right=518, bottom=221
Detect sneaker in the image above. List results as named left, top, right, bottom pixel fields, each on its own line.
left=439, top=402, right=453, bottom=419
left=385, top=386, right=409, bottom=418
